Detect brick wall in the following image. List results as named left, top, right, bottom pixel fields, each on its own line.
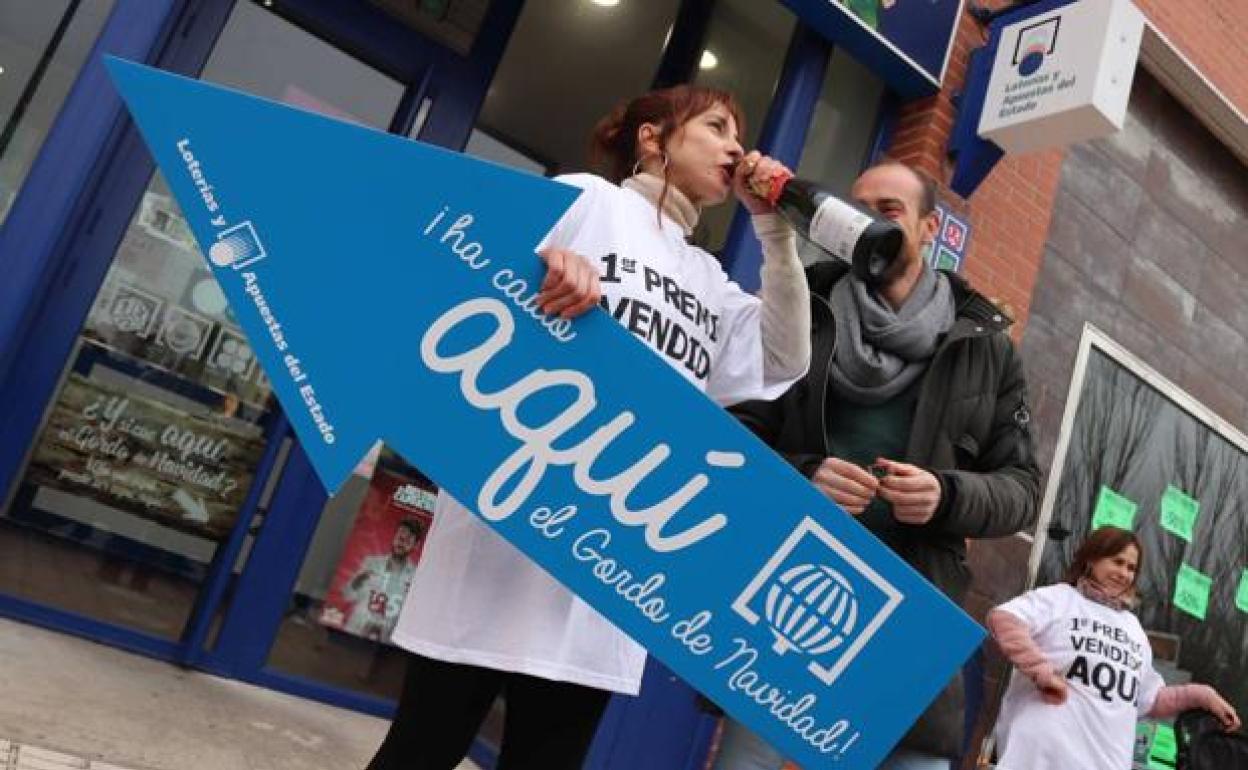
left=880, top=0, right=1248, bottom=465
left=888, top=5, right=1065, bottom=334
left=1133, top=0, right=1248, bottom=112
left=881, top=0, right=1247, bottom=339
left=878, top=7, right=1248, bottom=766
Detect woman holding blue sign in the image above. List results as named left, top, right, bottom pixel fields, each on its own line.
left=989, top=527, right=1240, bottom=770
left=366, top=84, right=811, bottom=770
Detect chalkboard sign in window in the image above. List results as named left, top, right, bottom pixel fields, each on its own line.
left=1030, top=324, right=1248, bottom=713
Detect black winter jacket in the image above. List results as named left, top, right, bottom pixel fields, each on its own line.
left=731, top=260, right=1041, bottom=759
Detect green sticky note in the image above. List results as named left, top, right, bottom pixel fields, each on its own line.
left=1160, top=485, right=1200, bottom=541
left=1091, top=485, right=1137, bottom=531
left=1148, top=722, right=1178, bottom=769
left=1174, top=564, right=1213, bottom=620
left=1150, top=723, right=1177, bottom=766
left=1237, top=569, right=1248, bottom=614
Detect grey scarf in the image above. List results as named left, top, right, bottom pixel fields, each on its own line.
left=1076, top=577, right=1137, bottom=612
left=827, top=266, right=955, bottom=405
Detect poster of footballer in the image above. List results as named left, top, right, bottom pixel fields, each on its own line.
left=319, top=455, right=436, bottom=643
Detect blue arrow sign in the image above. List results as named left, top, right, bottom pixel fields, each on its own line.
left=105, top=57, right=984, bottom=769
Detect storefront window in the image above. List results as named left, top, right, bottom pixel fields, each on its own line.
left=793, top=48, right=884, bottom=264
left=267, top=445, right=436, bottom=701
left=0, top=0, right=115, bottom=226
left=469, top=0, right=681, bottom=176
left=0, top=0, right=404, bottom=641
left=693, top=0, right=796, bottom=251
left=367, top=0, right=488, bottom=56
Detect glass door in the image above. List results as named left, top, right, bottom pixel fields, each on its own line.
left=0, top=0, right=117, bottom=227
left=0, top=0, right=480, bottom=661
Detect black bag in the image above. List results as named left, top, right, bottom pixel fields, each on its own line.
left=1175, top=708, right=1248, bottom=770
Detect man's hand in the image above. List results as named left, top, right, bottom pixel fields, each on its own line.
left=538, top=247, right=601, bottom=319
left=811, top=457, right=878, bottom=515
left=876, top=458, right=942, bottom=525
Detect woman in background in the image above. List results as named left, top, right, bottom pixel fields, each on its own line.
left=989, top=527, right=1240, bottom=770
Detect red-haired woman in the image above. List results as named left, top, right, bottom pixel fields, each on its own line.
left=366, top=85, right=810, bottom=770
left=989, top=527, right=1241, bottom=769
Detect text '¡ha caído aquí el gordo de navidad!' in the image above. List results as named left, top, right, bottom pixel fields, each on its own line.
left=419, top=203, right=864, bottom=760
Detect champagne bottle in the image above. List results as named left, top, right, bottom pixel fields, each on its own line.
left=757, top=172, right=904, bottom=285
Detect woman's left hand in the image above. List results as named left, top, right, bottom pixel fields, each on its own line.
left=733, top=151, right=792, bottom=215
left=538, top=247, right=601, bottom=319
left=1210, top=692, right=1242, bottom=732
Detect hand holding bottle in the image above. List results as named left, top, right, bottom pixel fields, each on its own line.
left=731, top=150, right=793, bottom=215
left=746, top=168, right=905, bottom=285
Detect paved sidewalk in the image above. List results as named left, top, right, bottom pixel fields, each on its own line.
left=0, top=618, right=479, bottom=770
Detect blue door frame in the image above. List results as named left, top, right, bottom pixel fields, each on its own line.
left=0, top=0, right=522, bottom=714
left=0, top=1, right=896, bottom=767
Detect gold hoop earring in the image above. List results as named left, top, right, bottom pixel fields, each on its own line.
left=631, top=152, right=669, bottom=177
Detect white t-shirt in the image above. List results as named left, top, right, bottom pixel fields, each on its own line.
left=391, top=174, right=794, bottom=693
left=993, top=583, right=1165, bottom=770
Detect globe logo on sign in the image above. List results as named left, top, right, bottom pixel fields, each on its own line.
left=209, top=220, right=268, bottom=269
left=1012, top=17, right=1060, bottom=76
left=764, top=563, right=858, bottom=657
left=1017, top=45, right=1047, bottom=76
left=733, top=518, right=904, bottom=687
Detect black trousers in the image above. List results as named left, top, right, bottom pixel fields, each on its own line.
left=367, top=653, right=613, bottom=770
